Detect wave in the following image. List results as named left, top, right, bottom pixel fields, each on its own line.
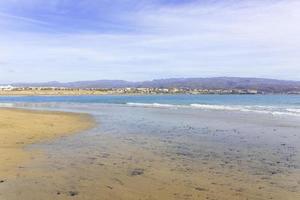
left=126, top=102, right=178, bottom=108
left=0, top=103, right=14, bottom=107
left=190, top=104, right=242, bottom=111
left=126, top=102, right=300, bottom=117
left=286, top=108, right=300, bottom=113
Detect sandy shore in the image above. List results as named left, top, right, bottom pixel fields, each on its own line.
left=0, top=90, right=109, bottom=96
left=0, top=108, right=94, bottom=178
left=0, top=104, right=299, bottom=200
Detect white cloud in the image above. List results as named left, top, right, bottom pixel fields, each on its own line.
left=0, top=0, right=300, bottom=82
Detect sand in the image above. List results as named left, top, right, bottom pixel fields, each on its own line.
left=0, top=108, right=94, bottom=178
left=0, top=105, right=299, bottom=200
left=0, top=90, right=109, bottom=96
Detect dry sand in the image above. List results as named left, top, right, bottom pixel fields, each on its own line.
left=0, top=108, right=94, bottom=178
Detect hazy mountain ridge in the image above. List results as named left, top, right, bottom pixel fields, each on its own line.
left=11, top=77, right=300, bottom=93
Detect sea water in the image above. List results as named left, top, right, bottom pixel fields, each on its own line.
left=0, top=94, right=300, bottom=116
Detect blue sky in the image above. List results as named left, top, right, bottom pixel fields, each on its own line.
left=0, top=0, right=300, bottom=83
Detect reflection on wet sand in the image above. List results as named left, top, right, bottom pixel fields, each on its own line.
left=1, top=104, right=300, bottom=200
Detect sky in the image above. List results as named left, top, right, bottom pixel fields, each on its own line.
left=0, top=0, right=300, bottom=83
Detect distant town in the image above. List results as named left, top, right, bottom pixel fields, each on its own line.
left=1, top=85, right=300, bottom=95
left=1, top=77, right=300, bottom=95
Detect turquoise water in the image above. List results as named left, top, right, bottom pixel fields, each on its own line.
left=0, top=94, right=299, bottom=106
left=0, top=95, right=300, bottom=116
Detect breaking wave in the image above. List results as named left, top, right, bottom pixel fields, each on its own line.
left=126, top=102, right=300, bottom=117
left=0, top=103, right=14, bottom=107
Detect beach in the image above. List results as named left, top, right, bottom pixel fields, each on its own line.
left=0, top=108, right=94, bottom=181
left=1, top=0, right=299, bottom=199
left=0, top=100, right=299, bottom=200
left=0, top=90, right=109, bottom=96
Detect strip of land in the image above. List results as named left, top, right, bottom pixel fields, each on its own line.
left=0, top=87, right=262, bottom=95
left=0, top=89, right=109, bottom=96
left=0, top=108, right=94, bottom=178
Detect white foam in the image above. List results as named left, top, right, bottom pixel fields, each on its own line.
left=286, top=108, right=300, bottom=113
left=126, top=102, right=179, bottom=108
left=126, top=102, right=300, bottom=117
left=0, top=103, right=14, bottom=107
left=190, top=104, right=241, bottom=111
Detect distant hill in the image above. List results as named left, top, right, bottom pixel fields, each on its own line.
left=11, top=77, right=300, bottom=93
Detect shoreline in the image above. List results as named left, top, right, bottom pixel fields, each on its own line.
left=0, top=104, right=299, bottom=199
left=0, top=107, right=95, bottom=178
left=0, top=91, right=299, bottom=96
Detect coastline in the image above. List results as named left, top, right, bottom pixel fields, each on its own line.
left=0, top=108, right=94, bottom=178
left=0, top=90, right=299, bottom=96
left=0, top=103, right=299, bottom=199
left=0, top=90, right=109, bottom=96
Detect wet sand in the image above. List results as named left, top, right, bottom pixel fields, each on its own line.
left=0, top=104, right=300, bottom=200
left=0, top=108, right=94, bottom=178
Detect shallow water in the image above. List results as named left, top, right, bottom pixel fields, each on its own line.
left=1, top=103, right=300, bottom=200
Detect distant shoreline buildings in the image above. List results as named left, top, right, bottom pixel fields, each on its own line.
left=1, top=85, right=300, bottom=95
left=0, top=85, right=15, bottom=91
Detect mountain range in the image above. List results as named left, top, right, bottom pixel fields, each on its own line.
left=10, top=77, right=300, bottom=93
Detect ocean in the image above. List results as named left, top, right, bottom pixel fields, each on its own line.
left=0, top=94, right=300, bottom=117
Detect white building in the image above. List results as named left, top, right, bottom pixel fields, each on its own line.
left=0, top=85, right=15, bottom=91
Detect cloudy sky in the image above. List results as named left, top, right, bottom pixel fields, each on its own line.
left=0, top=0, right=299, bottom=83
